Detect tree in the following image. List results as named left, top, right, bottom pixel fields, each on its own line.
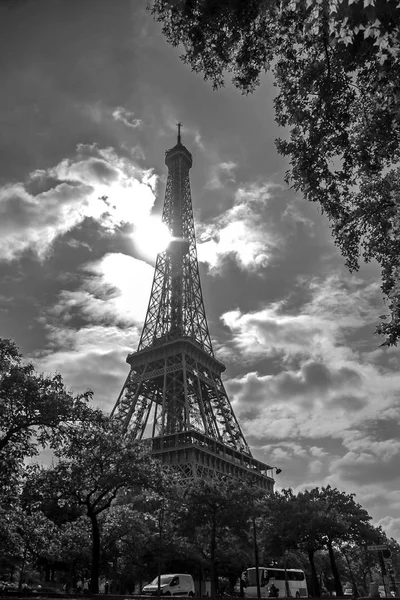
left=257, top=490, right=299, bottom=597
left=55, top=517, right=92, bottom=591
left=149, top=0, right=400, bottom=346
left=15, top=511, right=60, bottom=590
left=0, top=336, right=96, bottom=583
left=180, top=478, right=259, bottom=597
left=101, top=502, right=156, bottom=593
left=0, top=503, right=25, bottom=579
left=294, top=489, right=327, bottom=597
left=101, top=486, right=190, bottom=593
left=137, top=489, right=191, bottom=584
left=259, top=490, right=298, bottom=557
left=0, top=338, right=93, bottom=487
left=338, top=519, right=382, bottom=596
left=27, top=415, right=161, bottom=594
left=301, top=487, right=374, bottom=596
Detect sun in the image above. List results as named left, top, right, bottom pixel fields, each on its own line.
left=133, top=217, right=172, bottom=259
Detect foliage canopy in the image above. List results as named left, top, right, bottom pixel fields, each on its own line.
left=150, top=0, right=400, bottom=345
left=0, top=338, right=93, bottom=491
left=28, top=415, right=162, bottom=594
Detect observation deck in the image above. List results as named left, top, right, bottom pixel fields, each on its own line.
left=151, top=430, right=275, bottom=491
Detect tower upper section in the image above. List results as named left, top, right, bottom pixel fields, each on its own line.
left=165, top=140, right=193, bottom=170
left=137, top=132, right=214, bottom=356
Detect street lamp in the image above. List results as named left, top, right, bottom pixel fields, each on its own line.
left=267, top=466, right=282, bottom=478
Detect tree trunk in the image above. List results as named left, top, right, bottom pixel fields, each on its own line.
left=18, top=545, right=28, bottom=592
left=308, top=548, right=320, bottom=598
left=89, top=510, right=100, bottom=594
left=327, top=539, right=343, bottom=597
left=253, top=517, right=261, bottom=599
left=210, top=510, right=217, bottom=598
left=342, top=549, right=358, bottom=596
left=283, top=553, right=290, bottom=598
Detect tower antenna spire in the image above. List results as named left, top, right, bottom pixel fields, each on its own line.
left=177, top=122, right=182, bottom=144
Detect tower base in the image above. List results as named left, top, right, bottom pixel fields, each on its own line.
left=150, top=430, right=274, bottom=491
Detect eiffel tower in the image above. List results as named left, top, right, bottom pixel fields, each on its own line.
left=111, top=127, right=274, bottom=491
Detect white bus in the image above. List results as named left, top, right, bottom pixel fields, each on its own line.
left=242, top=567, right=308, bottom=598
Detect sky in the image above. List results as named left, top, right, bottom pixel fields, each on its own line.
left=1, top=0, right=399, bottom=541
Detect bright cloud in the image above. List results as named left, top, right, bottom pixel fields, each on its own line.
left=0, top=145, right=156, bottom=261
left=32, top=324, right=136, bottom=412
left=33, top=252, right=154, bottom=410
left=112, top=107, right=143, bottom=129
left=197, top=181, right=282, bottom=272
left=50, top=252, right=153, bottom=327
left=206, top=161, right=237, bottom=190
left=221, top=273, right=381, bottom=362
left=0, top=181, right=92, bottom=261
left=218, top=270, right=400, bottom=525
left=376, top=515, right=400, bottom=541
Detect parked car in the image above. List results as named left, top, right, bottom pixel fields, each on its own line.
left=142, top=574, right=195, bottom=596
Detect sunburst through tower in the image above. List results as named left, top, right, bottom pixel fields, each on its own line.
left=111, top=128, right=274, bottom=489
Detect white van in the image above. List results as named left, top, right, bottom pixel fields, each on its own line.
left=142, top=574, right=195, bottom=596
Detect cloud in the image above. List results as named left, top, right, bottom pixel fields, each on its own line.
left=221, top=306, right=327, bottom=362
left=197, top=181, right=282, bottom=272
left=151, top=109, right=205, bottom=151
left=226, top=367, right=371, bottom=442
left=0, top=145, right=156, bottom=261
left=206, top=161, right=237, bottom=190
left=32, top=324, right=135, bottom=412
left=164, top=118, right=204, bottom=150
left=32, top=252, right=154, bottom=410
left=217, top=271, right=400, bottom=513
left=330, top=445, right=400, bottom=484
left=112, top=107, right=143, bottom=129
left=0, top=181, right=92, bottom=261
left=49, top=252, right=153, bottom=328
left=282, top=202, right=315, bottom=231
left=221, top=273, right=381, bottom=362
left=376, top=515, right=400, bottom=540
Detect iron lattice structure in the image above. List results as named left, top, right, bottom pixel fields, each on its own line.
left=112, top=132, right=273, bottom=490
